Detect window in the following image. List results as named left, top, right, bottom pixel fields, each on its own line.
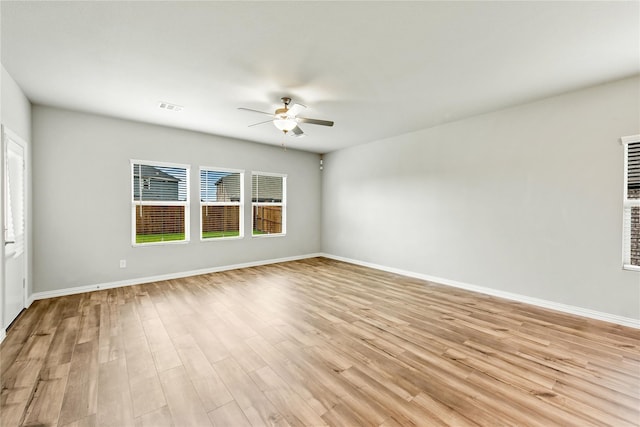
left=622, top=135, right=640, bottom=270
left=251, top=172, right=286, bottom=236
left=132, top=160, right=189, bottom=245
left=200, top=167, right=243, bottom=240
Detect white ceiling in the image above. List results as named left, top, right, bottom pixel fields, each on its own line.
left=2, top=1, right=639, bottom=153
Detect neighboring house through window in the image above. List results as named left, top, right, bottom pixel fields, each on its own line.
left=251, top=172, right=286, bottom=236
left=622, top=134, right=640, bottom=270
left=200, top=167, right=244, bottom=239
left=132, top=160, right=189, bottom=245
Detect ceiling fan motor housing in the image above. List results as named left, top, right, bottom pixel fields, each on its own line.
left=277, top=97, right=292, bottom=117
left=239, top=96, right=333, bottom=137
left=275, top=107, right=289, bottom=117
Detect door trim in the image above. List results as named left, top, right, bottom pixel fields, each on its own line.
left=2, top=125, right=29, bottom=335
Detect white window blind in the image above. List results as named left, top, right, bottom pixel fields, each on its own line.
left=131, top=160, right=190, bottom=245
left=4, top=137, right=25, bottom=257
left=251, top=172, right=286, bottom=236
left=200, top=168, right=243, bottom=240
left=622, top=135, right=640, bottom=270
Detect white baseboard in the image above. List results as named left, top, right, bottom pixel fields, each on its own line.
left=320, top=253, right=640, bottom=329
left=31, top=253, right=323, bottom=301
left=0, top=328, right=5, bottom=345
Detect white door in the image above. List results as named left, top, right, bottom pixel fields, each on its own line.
left=4, top=128, right=26, bottom=327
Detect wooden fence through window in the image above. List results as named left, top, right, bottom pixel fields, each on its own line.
left=253, top=206, right=282, bottom=234
left=201, top=206, right=240, bottom=232
left=630, top=189, right=640, bottom=266
left=135, top=205, right=282, bottom=236
left=135, top=205, right=185, bottom=235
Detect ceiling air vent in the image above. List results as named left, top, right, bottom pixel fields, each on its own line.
left=158, top=102, right=183, bottom=112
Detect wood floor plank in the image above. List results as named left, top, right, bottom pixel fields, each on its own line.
left=96, top=357, right=135, bottom=427
left=410, top=392, right=480, bottom=427
left=123, top=312, right=167, bottom=419
left=58, top=340, right=99, bottom=426
left=250, top=365, right=328, bottom=426
left=174, top=333, right=234, bottom=412
left=76, top=304, right=100, bottom=345
left=22, top=363, right=70, bottom=427
left=125, top=343, right=166, bottom=418
left=1, top=257, right=638, bottom=427
left=244, top=335, right=327, bottom=415
left=133, top=405, right=173, bottom=427
left=1, top=300, right=52, bottom=383
left=151, top=346, right=182, bottom=373
left=158, top=366, right=213, bottom=427
left=190, top=374, right=234, bottom=413
left=230, top=342, right=268, bottom=373
left=59, top=414, right=96, bottom=427
left=208, top=401, right=252, bottom=427
left=213, top=357, right=290, bottom=427
left=339, top=365, right=447, bottom=426
left=141, top=317, right=173, bottom=354
left=188, top=319, right=231, bottom=364
left=320, top=401, right=374, bottom=426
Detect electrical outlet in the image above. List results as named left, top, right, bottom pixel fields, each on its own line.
left=119, top=259, right=126, bottom=268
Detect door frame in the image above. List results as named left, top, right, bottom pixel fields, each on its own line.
left=2, top=125, right=29, bottom=336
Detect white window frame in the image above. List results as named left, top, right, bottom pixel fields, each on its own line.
left=251, top=171, right=287, bottom=237
left=621, top=134, right=640, bottom=271
left=199, top=166, right=244, bottom=241
left=131, top=159, right=190, bottom=246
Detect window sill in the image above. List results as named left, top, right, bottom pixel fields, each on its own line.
left=251, top=233, right=286, bottom=239
left=133, top=240, right=190, bottom=247
left=200, top=236, right=244, bottom=242
left=623, top=264, right=640, bottom=272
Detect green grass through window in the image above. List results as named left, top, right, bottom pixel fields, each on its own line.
left=202, top=230, right=240, bottom=239
left=136, top=233, right=185, bottom=244
left=136, top=229, right=279, bottom=243
left=137, top=231, right=243, bottom=243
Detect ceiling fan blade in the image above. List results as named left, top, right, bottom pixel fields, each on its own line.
left=248, top=119, right=273, bottom=127
left=286, top=103, right=306, bottom=117
left=297, top=117, right=334, bottom=127
left=291, top=126, right=305, bottom=137
left=238, top=107, right=274, bottom=116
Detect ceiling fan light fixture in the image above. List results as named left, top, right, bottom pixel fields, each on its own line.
left=273, top=117, right=297, bottom=132
left=239, top=97, right=333, bottom=138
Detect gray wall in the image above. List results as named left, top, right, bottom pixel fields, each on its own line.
left=1, top=64, right=32, bottom=332
left=322, top=76, right=640, bottom=320
left=1, top=65, right=31, bottom=141
left=32, top=105, right=321, bottom=293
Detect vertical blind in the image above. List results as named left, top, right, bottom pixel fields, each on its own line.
left=252, top=173, right=285, bottom=235
left=623, top=139, right=640, bottom=268
left=200, top=169, right=243, bottom=239
left=5, top=139, right=24, bottom=257
left=132, top=162, right=189, bottom=244
left=627, top=141, right=640, bottom=196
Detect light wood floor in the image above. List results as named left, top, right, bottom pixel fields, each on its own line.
left=1, top=258, right=639, bottom=426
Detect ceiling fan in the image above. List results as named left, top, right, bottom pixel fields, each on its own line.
left=238, top=97, right=334, bottom=137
